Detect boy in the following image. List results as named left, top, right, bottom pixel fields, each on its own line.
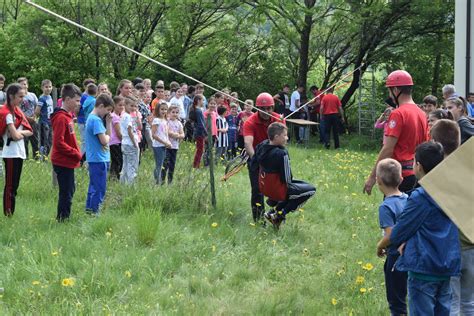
left=375, top=158, right=408, bottom=315
left=35, top=79, right=54, bottom=157
left=255, top=122, right=316, bottom=229
left=50, top=84, right=83, bottom=221
left=430, top=120, right=473, bottom=315
left=150, top=84, right=166, bottom=112
left=0, top=74, right=6, bottom=104
left=85, top=94, right=114, bottom=214
left=422, top=95, right=438, bottom=115
left=377, top=142, right=461, bottom=315
left=226, top=103, right=238, bottom=159
left=77, top=78, right=95, bottom=156
left=18, top=77, right=39, bottom=159
left=82, top=83, right=98, bottom=123
left=215, top=106, right=228, bottom=162
left=120, top=97, right=139, bottom=184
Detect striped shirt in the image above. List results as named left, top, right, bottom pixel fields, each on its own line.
left=216, top=116, right=229, bottom=148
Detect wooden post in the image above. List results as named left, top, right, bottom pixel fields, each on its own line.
left=207, top=114, right=216, bottom=208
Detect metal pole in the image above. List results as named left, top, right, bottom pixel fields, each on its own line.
left=207, top=115, right=216, bottom=208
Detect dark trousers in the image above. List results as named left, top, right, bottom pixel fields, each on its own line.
left=39, top=123, right=52, bottom=156
left=237, top=135, right=245, bottom=151
left=162, top=148, right=178, bottom=184
left=24, top=121, right=39, bottom=159
left=109, top=144, right=122, bottom=180
left=3, top=158, right=23, bottom=216
left=248, top=158, right=264, bottom=221
left=384, top=253, right=408, bottom=315
left=323, top=114, right=340, bottom=148
left=399, top=175, right=416, bottom=193
left=319, top=118, right=326, bottom=143
left=193, top=136, right=205, bottom=168
left=227, top=140, right=237, bottom=159
left=53, top=165, right=75, bottom=221
left=274, top=180, right=316, bottom=216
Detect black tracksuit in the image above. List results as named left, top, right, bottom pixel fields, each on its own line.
left=255, top=140, right=316, bottom=216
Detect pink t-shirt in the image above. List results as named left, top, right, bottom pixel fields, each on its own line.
left=152, top=118, right=169, bottom=147
left=110, top=112, right=122, bottom=145
left=204, top=110, right=217, bottom=136
left=237, top=111, right=253, bottom=135
left=168, top=119, right=183, bottom=149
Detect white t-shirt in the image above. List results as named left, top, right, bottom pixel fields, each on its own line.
left=2, top=114, right=26, bottom=159
left=290, top=90, right=300, bottom=112
left=170, top=96, right=186, bottom=120
left=152, top=118, right=169, bottom=147
left=120, top=112, right=138, bottom=146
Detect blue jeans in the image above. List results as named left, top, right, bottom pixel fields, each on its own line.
left=450, top=247, right=474, bottom=316
left=408, top=276, right=451, bottom=316
left=153, top=146, right=166, bottom=185
left=384, top=253, right=407, bottom=315
left=86, top=162, right=108, bottom=213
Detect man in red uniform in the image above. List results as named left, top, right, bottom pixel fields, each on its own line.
left=243, top=92, right=283, bottom=222
left=320, top=87, right=343, bottom=149
left=363, top=70, right=428, bottom=194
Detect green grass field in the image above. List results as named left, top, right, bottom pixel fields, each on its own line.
left=0, top=136, right=389, bottom=315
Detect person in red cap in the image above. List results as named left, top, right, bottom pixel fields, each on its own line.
left=363, top=70, right=428, bottom=195
left=243, top=92, right=283, bottom=222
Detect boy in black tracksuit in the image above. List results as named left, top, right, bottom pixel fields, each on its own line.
left=255, top=122, right=316, bottom=229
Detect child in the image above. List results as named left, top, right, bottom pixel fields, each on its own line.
left=0, top=83, right=33, bottom=216
left=422, top=95, right=438, bottom=115
left=151, top=102, right=171, bottom=184
left=82, top=83, right=97, bottom=122
left=237, top=99, right=253, bottom=150
left=77, top=78, right=95, bottom=157
left=378, top=142, right=461, bottom=315
left=215, top=106, right=229, bottom=162
left=35, top=79, right=54, bottom=157
left=85, top=94, right=114, bottom=214
left=375, top=158, right=408, bottom=315
left=430, top=120, right=473, bottom=315
left=255, top=122, right=316, bottom=229
left=374, top=105, right=393, bottom=145
left=445, top=97, right=474, bottom=144
left=203, top=97, right=218, bottom=166
left=162, top=105, right=184, bottom=184
left=120, top=97, right=140, bottom=184
left=135, top=83, right=152, bottom=152
left=109, top=96, right=124, bottom=180
left=17, top=77, right=39, bottom=159
left=191, top=95, right=207, bottom=168
left=226, top=103, right=238, bottom=159
left=50, top=84, right=83, bottom=221
left=428, top=109, right=452, bottom=129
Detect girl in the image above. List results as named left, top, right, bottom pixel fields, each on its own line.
left=109, top=96, right=124, bottom=180
left=152, top=102, right=171, bottom=184
left=203, top=97, right=218, bottom=166
left=118, top=79, right=142, bottom=147
left=428, top=109, right=452, bottom=129
left=0, top=84, right=33, bottom=216
left=120, top=97, right=140, bottom=184
left=374, top=105, right=393, bottom=144
left=237, top=99, right=254, bottom=150
left=191, top=95, right=207, bottom=168
left=446, top=97, right=474, bottom=144
left=162, top=105, right=184, bottom=184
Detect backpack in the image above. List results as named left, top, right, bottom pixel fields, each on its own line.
left=258, top=168, right=287, bottom=201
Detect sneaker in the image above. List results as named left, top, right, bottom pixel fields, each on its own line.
left=266, top=211, right=285, bottom=230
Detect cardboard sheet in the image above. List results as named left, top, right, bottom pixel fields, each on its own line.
left=419, top=137, right=474, bottom=242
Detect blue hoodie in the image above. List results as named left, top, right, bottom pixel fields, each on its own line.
left=390, top=187, right=461, bottom=277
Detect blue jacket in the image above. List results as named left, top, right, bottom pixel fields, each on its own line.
left=390, top=187, right=461, bottom=277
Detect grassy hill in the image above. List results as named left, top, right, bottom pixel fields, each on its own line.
left=0, top=136, right=389, bottom=315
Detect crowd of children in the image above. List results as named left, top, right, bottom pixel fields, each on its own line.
left=0, top=71, right=472, bottom=315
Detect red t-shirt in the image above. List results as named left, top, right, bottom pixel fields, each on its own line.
left=320, top=93, right=341, bottom=115
left=237, top=111, right=253, bottom=135
left=243, top=112, right=282, bottom=149
left=385, top=103, right=429, bottom=177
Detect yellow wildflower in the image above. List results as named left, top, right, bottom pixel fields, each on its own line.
left=32, top=281, right=40, bottom=285
left=359, top=287, right=367, bottom=293
left=61, top=278, right=75, bottom=287
left=331, top=298, right=338, bottom=305
left=355, top=276, right=365, bottom=284
left=125, top=271, right=132, bottom=278
left=362, top=263, right=374, bottom=271
left=211, top=222, right=218, bottom=228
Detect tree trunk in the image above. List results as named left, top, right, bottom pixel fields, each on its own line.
left=431, top=34, right=442, bottom=95
left=297, top=0, right=315, bottom=90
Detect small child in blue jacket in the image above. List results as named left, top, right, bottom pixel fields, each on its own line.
left=377, top=141, right=461, bottom=316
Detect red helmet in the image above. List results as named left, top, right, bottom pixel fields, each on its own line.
left=255, top=92, right=274, bottom=107
left=385, top=70, right=413, bottom=87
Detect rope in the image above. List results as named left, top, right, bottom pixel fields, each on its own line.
left=284, top=65, right=364, bottom=120
left=24, top=0, right=276, bottom=116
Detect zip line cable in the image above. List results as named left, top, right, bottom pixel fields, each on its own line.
left=25, top=0, right=362, bottom=121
